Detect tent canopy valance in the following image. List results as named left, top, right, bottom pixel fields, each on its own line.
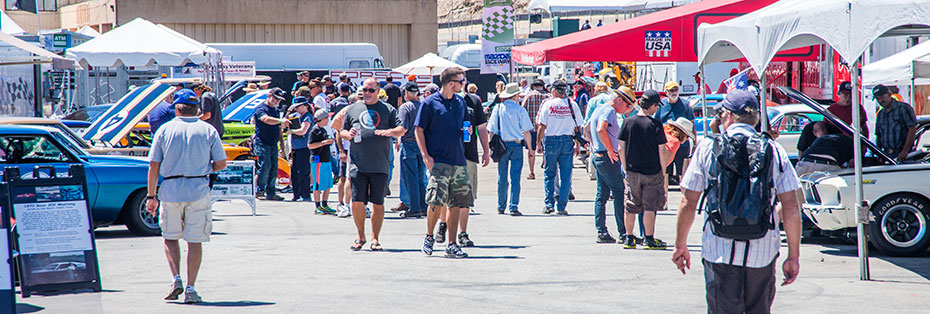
left=511, top=0, right=819, bottom=65
left=66, top=18, right=220, bottom=68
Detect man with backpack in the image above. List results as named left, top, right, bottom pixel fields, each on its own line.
left=671, top=90, right=802, bottom=314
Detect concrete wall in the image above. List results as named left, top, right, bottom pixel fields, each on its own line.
left=114, top=0, right=438, bottom=67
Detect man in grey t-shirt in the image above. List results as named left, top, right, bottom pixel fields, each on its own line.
left=146, top=89, right=227, bottom=304
left=339, top=78, right=405, bottom=251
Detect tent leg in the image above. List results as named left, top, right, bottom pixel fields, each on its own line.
left=851, top=59, right=870, bottom=281
left=759, top=73, right=769, bottom=132
left=700, top=64, right=707, bottom=135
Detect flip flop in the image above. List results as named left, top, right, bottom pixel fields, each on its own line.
left=350, top=239, right=366, bottom=251
left=370, top=241, right=383, bottom=251
left=527, top=173, right=535, bottom=180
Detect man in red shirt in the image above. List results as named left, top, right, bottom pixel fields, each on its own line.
left=827, top=81, right=868, bottom=135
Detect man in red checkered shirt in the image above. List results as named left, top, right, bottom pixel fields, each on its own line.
left=521, top=79, right=549, bottom=180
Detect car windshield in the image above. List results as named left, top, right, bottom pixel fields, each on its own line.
left=49, top=131, right=90, bottom=157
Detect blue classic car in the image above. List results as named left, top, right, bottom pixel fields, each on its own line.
left=0, top=125, right=159, bottom=236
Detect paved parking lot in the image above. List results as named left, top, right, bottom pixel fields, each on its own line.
left=14, top=157, right=930, bottom=313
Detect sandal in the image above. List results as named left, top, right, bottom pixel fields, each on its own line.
left=350, top=239, right=366, bottom=251
left=527, top=173, right=535, bottom=180
left=370, top=241, right=383, bottom=251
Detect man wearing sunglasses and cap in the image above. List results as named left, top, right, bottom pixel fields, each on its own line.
left=254, top=87, right=291, bottom=201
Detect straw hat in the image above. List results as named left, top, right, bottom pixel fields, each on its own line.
left=257, top=81, right=271, bottom=88
left=667, top=117, right=695, bottom=140
left=499, top=83, right=521, bottom=99
left=242, top=83, right=260, bottom=92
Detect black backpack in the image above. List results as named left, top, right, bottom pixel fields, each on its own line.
left=699, top=132, right=778, bottom=241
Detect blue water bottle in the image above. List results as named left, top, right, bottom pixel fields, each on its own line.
left=463, top=121, right=471, bottom=142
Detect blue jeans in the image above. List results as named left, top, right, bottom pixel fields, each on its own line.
left=497, top=141, right=524, bottom=211
left=543, top=135, right=574, bottom=211
left=400, top=140, right=427, bottom=213
left=254, top=143, right=278, bottom=197
left=593, top=153, right=625, bottom=234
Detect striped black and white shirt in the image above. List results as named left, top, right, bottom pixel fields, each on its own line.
left=680, top=123, right=800, bottom=268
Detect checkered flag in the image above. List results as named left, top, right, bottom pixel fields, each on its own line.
left=482, top=6, right=514, bottom=39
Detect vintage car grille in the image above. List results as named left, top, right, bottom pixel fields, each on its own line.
left=803, top=181, right=821, bottom=205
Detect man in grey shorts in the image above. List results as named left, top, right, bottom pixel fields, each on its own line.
left=618, top=90, right=674, bottom=250
left=147, top=88, right=227, bottom=304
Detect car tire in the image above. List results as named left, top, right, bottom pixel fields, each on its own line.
left=868, top=193, right=930, bottom=257
left=123, top=191, right=161, bottom=236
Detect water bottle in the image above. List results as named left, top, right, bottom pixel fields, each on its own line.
left=313, top=155, right=320, bottom=163
left=463, top=121, right=471, bottom=142
left=353, top=122, right=362, bottom=143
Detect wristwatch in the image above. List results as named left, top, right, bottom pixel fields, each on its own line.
left=146, top=195, right=157, bottom=200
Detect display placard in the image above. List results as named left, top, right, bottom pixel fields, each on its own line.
left=211, top=160, right=257, bottom=215
left=3, top=166, right=102, bottom=298
left=0, top=182, right=17, bottom=314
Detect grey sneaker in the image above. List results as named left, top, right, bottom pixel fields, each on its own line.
left=445, top=243, right=468, bottom=258
left=422, top=235, right=435, bottom=256
left=164, top=279, right=183, bottom=300
left=184, top=288, right=203, bottom=304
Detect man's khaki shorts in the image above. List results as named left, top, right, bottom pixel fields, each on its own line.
left=466, top=160, right=478, bottom=200
left=624, top=171, right=666, bottom=213
left=426, top=163, right=474, bottom=208
left=160, top=196, right=213, bottom=243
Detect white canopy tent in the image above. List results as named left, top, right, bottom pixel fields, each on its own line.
left=862, top=40, right=930, bottom=86
left=393, top=53, right=467, bottom=76
left=1, top=9, right=25, bottom=34
left=0, top=31, right=74, bottom=67
left=76, top=25, right=102, bottom=38
left=66, top=18, right=220, bottom=68
left=527, top=0, right=634, bottom=13
left=695, top=0, right=930, bottom=281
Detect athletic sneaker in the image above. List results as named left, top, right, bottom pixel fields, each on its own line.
left=321, top=205, right=336, bottom=215
left=623, top=235, right=637, bottom=249
left=556, top=210, right=569, bottom=216
left=445, top=243, right=468, bottom=258
left=498, top=208, right=506, bottom=215
left=436, top=223, right=447, bottom=243
left=315, top=207, right=327, bottom=215
left=543, top=207, right=555, bottom=214
left=164, top=278, right=183, bottom=300
left=644, top=237, right=668, bottom=250
left=265, top=194, right=285, bottom=201
left=596, top=232, right=616, bottom=244
left=183, top=288, right=203, bottom=304
left=458, top=232, right=474, bottom=247
left=422, top=235, right=435, bottom=255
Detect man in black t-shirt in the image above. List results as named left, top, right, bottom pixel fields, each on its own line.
left=438, top=91, right=489, bottom=247
left=797, top=122, right=854, bottom=174
left=383, top=76, right=402, bottom=108
left=618, top=90, right=674, bottom=250
left=797, top=120, right=842, bottom=154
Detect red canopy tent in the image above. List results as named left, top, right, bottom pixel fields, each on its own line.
left=511, top=0, right=819, bottom=65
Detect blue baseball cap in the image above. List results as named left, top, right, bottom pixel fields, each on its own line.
left=714, top=89, right=759, bottom=115
left=292, top=96, right=309, bottom=106
left=172, top=89, right=198, bottom=105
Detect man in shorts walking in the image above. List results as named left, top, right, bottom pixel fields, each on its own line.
left=618, top=90, right=674, bottom=250
left=146, top=89, right=227, bottom=304
left=340, top=78, right=405, bottom=251
left=416, top=67, right=473, bottom=258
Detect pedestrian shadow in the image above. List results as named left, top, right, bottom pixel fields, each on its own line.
left=94, top=229, right=141, bottom=239
left=213, top=214, right=269, bottom=217
left=171, top=300, right=275, bottom=307
left=381, top=248, right=422, bottom=253
left=461, top=255, right=524, bottom=259
left=473, top=245, right=528, bottom=249
left=16, top=304, right=43, bottom=313
left=211, top=231, right=227, bottom=235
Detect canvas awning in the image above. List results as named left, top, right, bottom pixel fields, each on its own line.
left=511, top=0, right=819, bottom=65
left=67, top=18, right=220, bottom=68
left=0, top=31, right=75, bottom=68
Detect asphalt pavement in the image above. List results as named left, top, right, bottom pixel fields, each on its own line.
left=14, top=154, right=930, bottom=314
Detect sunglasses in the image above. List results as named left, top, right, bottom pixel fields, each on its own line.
left=362, top=88, right=378, bottom=93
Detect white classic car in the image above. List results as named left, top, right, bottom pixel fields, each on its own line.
left=782, top=87, right=930, bottom=257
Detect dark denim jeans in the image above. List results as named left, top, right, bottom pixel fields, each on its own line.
left=593, top=153, right=626, bottom=234
left=254, top=143, right=278, bottom=197
left=497, top=141, right=524, bottom=211
left=292, top=148, right=311, bottom=200
left=543, top=135, right=574, bottom=211
left=400, top=140, right=427, bottom=213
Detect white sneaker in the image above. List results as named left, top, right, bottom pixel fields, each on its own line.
left=337, top=204, right=351, bottom=218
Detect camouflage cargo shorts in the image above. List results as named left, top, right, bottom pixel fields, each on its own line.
left=425, top=163, right=474, bottom=208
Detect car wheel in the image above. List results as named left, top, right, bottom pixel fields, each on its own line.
left=123, top=191, right=161, bottom=236
left=868, top=193, right=930, bottom=256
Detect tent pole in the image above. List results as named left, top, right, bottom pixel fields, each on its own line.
left=759, top=70, right=769, bottom=132
left=700, top=64, right=707, bottom=135
left=851, top=59, right=870, bottom=281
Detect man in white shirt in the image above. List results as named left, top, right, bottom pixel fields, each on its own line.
left=535, top=80, right=583, bottom=215
left=672, top=90, right=802, bottom=314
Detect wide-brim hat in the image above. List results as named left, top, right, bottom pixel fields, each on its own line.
left=614, top=86, right=636, bottom=105
left=667, top=117, right=695, bottom=140
left=499, top=83, right=521, bottom=99
left=243, top=83, right=260, bottom=92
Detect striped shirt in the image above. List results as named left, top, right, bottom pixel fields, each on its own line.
left=522, top=90, right=549, bottom=127
left=679, top=123, right=800, bottom=268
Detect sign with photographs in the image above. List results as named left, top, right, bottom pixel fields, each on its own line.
left=3, top=166, right=102, bottom=298
left=211, top=160, right=257, bottom=215
left=0, top=182, right=15, bottom=314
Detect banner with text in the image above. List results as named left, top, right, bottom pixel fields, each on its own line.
left=480, top=0, right=514, bottom=74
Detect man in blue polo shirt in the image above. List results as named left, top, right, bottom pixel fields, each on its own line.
left=253, top=87, right=290, bottom=201
left=416, top=67, right=472, bottom=259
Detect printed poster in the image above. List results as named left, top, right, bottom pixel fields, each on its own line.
left=481, top=0, right=514, bottom=74
left=12, top=185, right=93, bottom=255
